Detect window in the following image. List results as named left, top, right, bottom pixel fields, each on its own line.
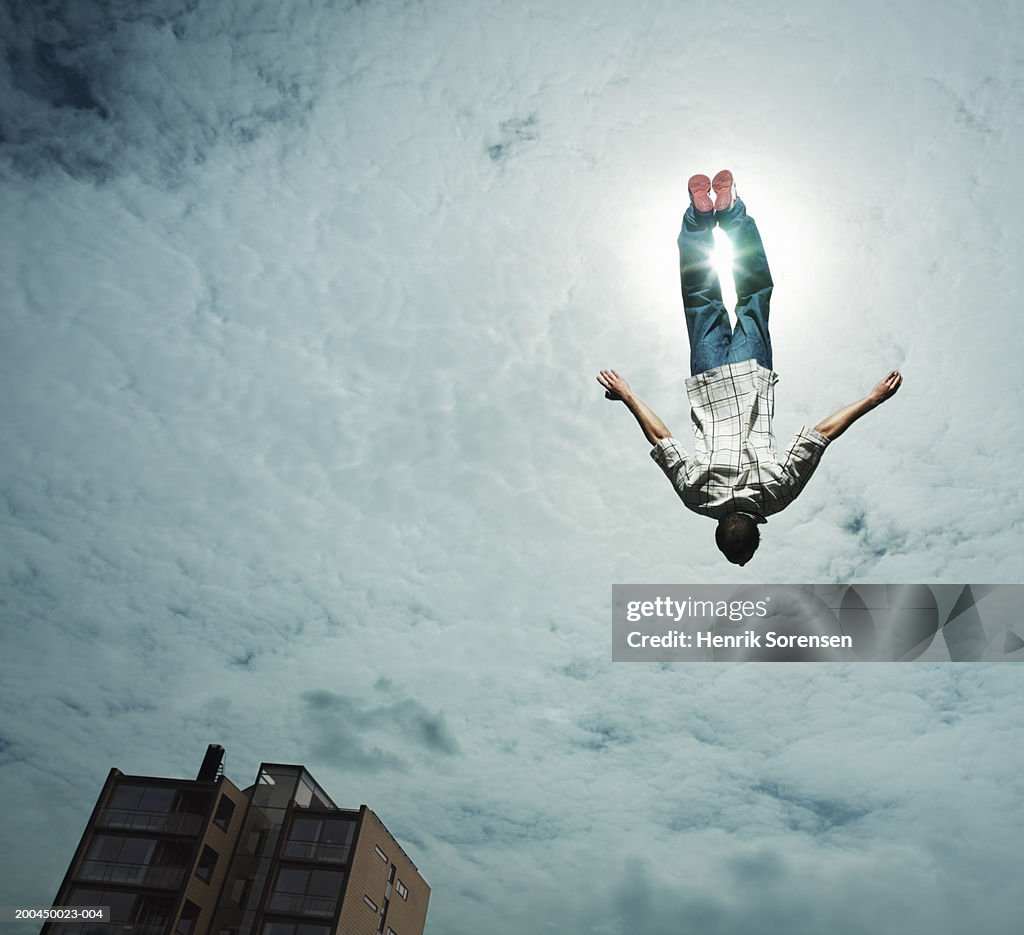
left=276, top=868, right=310, bottom=894
left=109, top=785, right=176, bottom=812
left=195, top=846, right=218, bottom=884
left=87, top=836, right=121, bottom=862
left=213, top=796, right=235, bottom=831
left=363, top=895, right=378, bottom=912
left=395, top=879, right=408, bottom=900
left=260, top=925, right=331, bottom=935
left=83, top=836, right=157, bottom=884
left=103, top=785, right=204, bottom=833
left=269, top=868, right=343, bottom=917
left=130, top=893, right=175, bottom=929
left=374, top=845, right=388, bottom=863
left=72, top=925, right=113, bottom=935
left=306, top=870, right=344, bottom=898
left=321, top=820, right=355, bottom=845
left=262, top=926, right=293, bottom=935
left=175, top=901, right=200, bottom=935
left=68, top=888, right=137, bottom=924
left=291, top=817, right=322, bottom=841
left=253, top=766, right=303, bottom=808
left=230, top=876, right=250, bottom=905
left=119, top=838, right=155, bottom=864
left=285, top=817, right=356, bottom=862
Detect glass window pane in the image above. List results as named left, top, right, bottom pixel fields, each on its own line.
left=119, top=838, right=156, bottom=863
left=175, top=900, right=199, bottom=935
left=87, top=835, right=124, bottom=861
left=109, top=786, right=143, bottom=809
left=307, top=870, right=343, bottom=898
left=290, top=818, right=321, bottom=842
left=261, top=924, right=295, bottom=935
left=105, top=891, right=138, bottom=921
left=320, top=820, right=354, bottom=845
left=68, top=888, right=104, bottom=905
left=140, top=788, right=175, bottom=812
left=213, top=797, right=235, bottom=830
left=176, top=792, right=209, bottom=815
left=275, top=868, right=309, bottom=894
left=196, top=846, right=218, bottom=883
left=253, top=768, right=300, bottom=808
left=230, top=877, right=249, bottom=904
left=294, top=781, right=313, bottom=808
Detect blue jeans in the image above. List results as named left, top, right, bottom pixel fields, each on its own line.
left=678, top=198, right=773, bottom=376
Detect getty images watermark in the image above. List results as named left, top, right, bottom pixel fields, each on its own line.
left=612, top=585, right=1024, bottom=662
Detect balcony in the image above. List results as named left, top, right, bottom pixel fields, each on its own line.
left=282, top=841, right=351, bottom=864
left=77, top=860, right=187, bottom=889
left=115, top=923, right=168, bottom=935
left=49, top=921, right=167, bottom=935
left=266, top=892, right=337, bottom=918
left=97, top=809, right=203, bottom=835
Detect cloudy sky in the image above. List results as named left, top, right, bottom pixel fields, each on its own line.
left=2, top=0, right=1023, bottom=932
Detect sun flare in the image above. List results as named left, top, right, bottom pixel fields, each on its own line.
left=711, top=226, right=737, bottom=309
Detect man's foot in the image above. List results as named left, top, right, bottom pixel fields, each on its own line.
left=687, top=174, right=714, bottom=214
left=712, top=169, right=736, bottom=213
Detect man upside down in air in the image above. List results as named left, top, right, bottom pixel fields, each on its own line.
left=597, top=169, right=902, bottom=566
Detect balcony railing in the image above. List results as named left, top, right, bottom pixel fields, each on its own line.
left=267, top=892, right=337, bottom=918
left=77, top=859, right=186, bottom=889
left=97, top=809, right=203, bottom=835
left=48, top=921, right=167, bottom=935
left=117, top=923, right=168, bottom=935
left=283, top=840, right=351, bottom=864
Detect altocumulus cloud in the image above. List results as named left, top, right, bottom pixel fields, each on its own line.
left=1, top=0, right=323, bottom=184
left=2, top=1, right=1024, bottom=934
left=301, top=688, right=461, bottom=771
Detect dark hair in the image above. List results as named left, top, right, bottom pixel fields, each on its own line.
left=715, top=513, right=761, bottom=564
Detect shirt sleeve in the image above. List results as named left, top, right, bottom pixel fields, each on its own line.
left=766, top=427, right=830, bottom=512
left=650, top=437, right=690, bottom=485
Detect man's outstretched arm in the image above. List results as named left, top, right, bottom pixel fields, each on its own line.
left=596, top=369, right=672, bottom=445
left=813, top=370, right=903, bottom=441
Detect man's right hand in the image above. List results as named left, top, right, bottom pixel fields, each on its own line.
left=596, top=369, right=633, bottom=401
left=813, top=368, right=904, bottom=441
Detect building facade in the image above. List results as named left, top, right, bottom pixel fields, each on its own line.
left=41, top=746, right=429, bottom=935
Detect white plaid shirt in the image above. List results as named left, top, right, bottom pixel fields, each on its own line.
left=650, top=359, right=830, bottom=522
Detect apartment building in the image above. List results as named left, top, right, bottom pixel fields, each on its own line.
left=41, top=746, right=429, bottom=935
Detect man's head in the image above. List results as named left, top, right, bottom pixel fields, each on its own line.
left=716, top=513, right=760, bottom=565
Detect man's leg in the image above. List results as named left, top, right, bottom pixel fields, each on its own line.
left=717, top=193, right=773, bottom=370
left=680, top=179, right=731, bottom=376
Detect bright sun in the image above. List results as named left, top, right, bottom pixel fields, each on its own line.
left=620, top=176, right=823, bottom=342
left=710, top=226, right=737, bottom=310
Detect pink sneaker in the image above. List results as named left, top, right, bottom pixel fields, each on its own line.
left=687, top=174, right=713, bottom=214
left=712, top=169, right=736, bottom=212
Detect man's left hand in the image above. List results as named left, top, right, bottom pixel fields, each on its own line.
left=596, top=369, right=633, bottom=402
left=869, top=370, right=903, bottom=406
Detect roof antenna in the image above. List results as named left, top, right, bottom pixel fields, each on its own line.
left=197, top=744, right=225, bottom=782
